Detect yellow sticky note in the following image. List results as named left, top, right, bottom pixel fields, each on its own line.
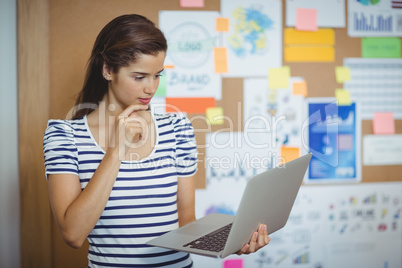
left=284, top=28, right=335, bottom=45
left=214, top=47, right=228, bottom=73
left=281, top=147, right=300, bottom=164
left=335, top=88, right=351, bottom=106
left=206, top=107, right=224, bottom=125
left=268, top=66, right=290, bottom=89
left=292, top=81, right=307, bottom=97
left=216, top=17, right=229, bottom=32
left=335, top=66, right=351, bottom=83
left=285, top=46, right=335, bottom=62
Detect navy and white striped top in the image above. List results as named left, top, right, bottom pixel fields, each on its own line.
left=43, top=112, right=198, bottom=267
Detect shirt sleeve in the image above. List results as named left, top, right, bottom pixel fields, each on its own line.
left=43, top=120, right=79, bottom=179
left=173, top=115, right=198, bottom=177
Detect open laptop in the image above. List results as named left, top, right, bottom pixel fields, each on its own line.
left=147, top=153, right=312, bottom=258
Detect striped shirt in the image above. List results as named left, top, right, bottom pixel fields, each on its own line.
left=43, top=113, right=198, bottom=267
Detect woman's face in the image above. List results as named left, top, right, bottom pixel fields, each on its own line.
left=105, top=52, right=165, bottom=110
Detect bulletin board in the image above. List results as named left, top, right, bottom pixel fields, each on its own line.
left=49, top=0, right=402, bottom=189
left=45, top=0, right=402, bottom=267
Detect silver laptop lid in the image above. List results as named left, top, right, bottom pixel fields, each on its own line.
left=221, top=153, right=312, bottom=258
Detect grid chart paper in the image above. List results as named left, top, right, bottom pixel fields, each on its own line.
left=343, top=58, right=402, bottom=119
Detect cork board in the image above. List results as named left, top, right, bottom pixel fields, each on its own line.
left=49, top=0, right=402, bottom=192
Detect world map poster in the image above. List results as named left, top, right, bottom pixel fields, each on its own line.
left=221, top=0, right=282, bottom=77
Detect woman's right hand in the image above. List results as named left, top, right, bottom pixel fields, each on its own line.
left=112, top=104, right=150, bottom=159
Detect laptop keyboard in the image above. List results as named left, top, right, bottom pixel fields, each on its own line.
left=183, top=223, right=233, bottom=252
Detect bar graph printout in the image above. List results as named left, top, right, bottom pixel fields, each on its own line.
left=343, top=58, right=402, bottom=119
left=348, top=0, right=402, bottom=37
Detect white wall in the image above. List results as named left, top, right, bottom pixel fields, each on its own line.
left=0, top=0, right=21, bottom=267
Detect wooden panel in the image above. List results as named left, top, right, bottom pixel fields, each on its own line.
left=20, top=0, right=400, bottom=267
left=18, top=0, right=52, bottom=267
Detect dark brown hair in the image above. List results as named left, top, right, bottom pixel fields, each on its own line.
left=72, top=14, right=167, bottom=119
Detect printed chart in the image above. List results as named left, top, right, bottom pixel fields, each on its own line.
left=348, top=0, right=402, bottom=36
left=343, top=58, right=402, bottom=119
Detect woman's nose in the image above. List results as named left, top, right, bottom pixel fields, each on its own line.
left=144, top=78, right=158, bottom=94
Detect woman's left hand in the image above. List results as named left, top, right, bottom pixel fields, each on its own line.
left=237, top=224, right=271, bottom=255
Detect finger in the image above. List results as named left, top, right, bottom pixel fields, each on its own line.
left=120, top=104, right=149, bottom=117
left=236, top=244, right=249, bottom=255
left=263, top=225, right=270, bottom=245
left=257, top=224, right=268, bottom=247
left=248, top=231, right=258, bottom=253
left=124, top=117, right=149, bottom=144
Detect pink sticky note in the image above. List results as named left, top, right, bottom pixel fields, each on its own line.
left=296, top=8, right=318, bottom=31
left=224, top=259, right=243, bottom=268
left=338, top=134, right=353, bottom=151
left=180, top=0, right=204, bottom=8
left=373, top=112, right=395, bottom=135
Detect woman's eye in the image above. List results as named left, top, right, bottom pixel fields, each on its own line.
left=154, top=74, right=162, bottom=79
left=135, top=76, right=144, bottom=80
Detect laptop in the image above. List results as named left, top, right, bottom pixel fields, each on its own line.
left=147, top=153, right=312, bottom=258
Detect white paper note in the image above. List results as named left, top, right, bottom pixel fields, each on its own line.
left=364, top=134, right=402, bottom=166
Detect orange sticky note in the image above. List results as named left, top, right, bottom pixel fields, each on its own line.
left=165, top=97, right=216, bottom=114
left=284, top=28, right=335, bottom=45
left=373, top=112, right=395, bottom=135
left=293, top=81, right=307, bottom=97
left=296, top=8, right=318, bottom=31
left=281, top=147, right=300, bottom=164
left=214, top=47, right=228, bottom=73
left=285, top=46, right=335, bottom=62
left=163, top=65, right=175, bottom=69
left=335, top=88, right=351, bottom=106
left=179, top=0, right=204, bottom=8
left=216, top=18, right=229, bottom=32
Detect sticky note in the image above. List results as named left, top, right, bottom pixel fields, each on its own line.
left=292, top=81, right=307, bottom=97
left=281, top=147, right=300, bottom=164
left=224, top=259, right=243, bottom=268
left=373, top=112, right=395, bottom=135
left=285, top=46, right=335, bottom=62
left=284, top=28, right=334, bottom=45
left=335, top=66, right=351, bottom=84
left=179, top=0, right=204, bottom=8
left=165, top=97, right=216, bottom=114
left=206, top=107, right=224, bottom=125
left=163, top=65, right=175, bottom=69
left=335, top=88, right=351, bottom=106
left=155, top=71, right=167, bottom=96
left=362, top=37, right=401, bottom=58
left=216, top=17, right=229, bottom=32
left=338, top=134, right=353, bottom=151
left=214, top=47, right=228, bottom=73
left=296, top=8, right=318, bottom=31
left=269, top=66, right=291, bottom=89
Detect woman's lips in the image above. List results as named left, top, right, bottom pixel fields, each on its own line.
left=139, top=98, right=151, bottom=104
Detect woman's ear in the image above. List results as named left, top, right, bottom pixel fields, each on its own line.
left=102, top=63, right=112, bottom=81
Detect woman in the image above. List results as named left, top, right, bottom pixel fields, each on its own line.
left=43, top=14, right=269, bottom=267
